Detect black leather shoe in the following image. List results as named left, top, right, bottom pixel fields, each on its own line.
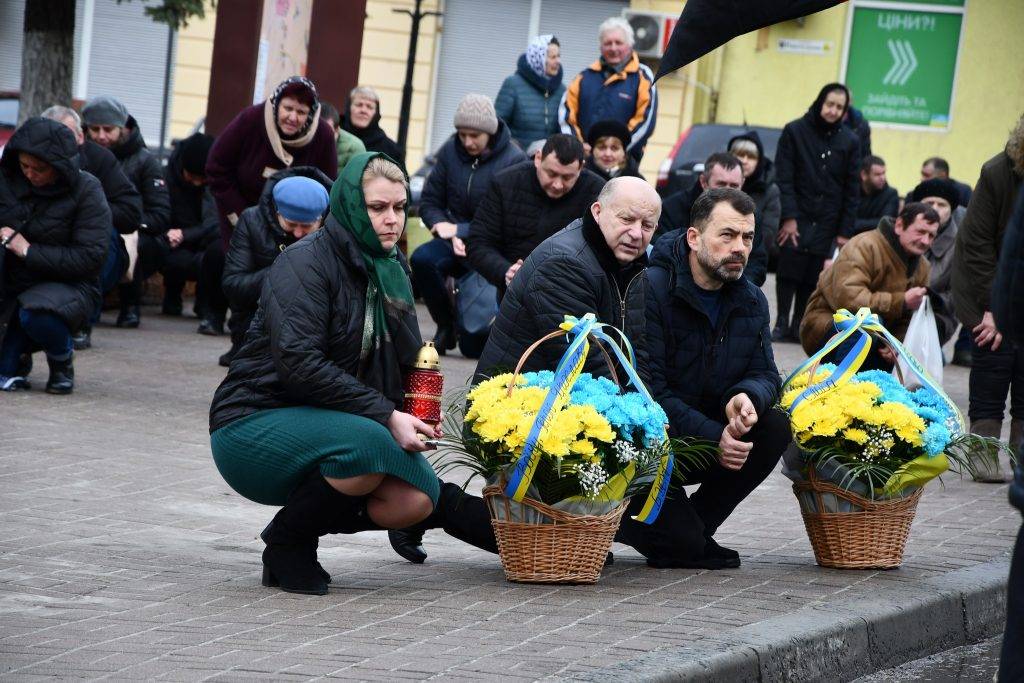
left=45, top=353, right=74, bottom=395
left=432, top=323, right=457, bottom=355
left=218, top=350, right=234, bottom=367
left=116, top=306, right=140, bottom=328
left=71, top=327, right=92, bottom=350
left=770, top=325, right=789, bottom=343
left=198, top=318, right=224, bottom=336
left=704, top=537, right=740, bottom=563
left=388, top=529, right=428, bottom=564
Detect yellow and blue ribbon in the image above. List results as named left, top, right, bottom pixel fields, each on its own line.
left=782, top=307, right=965, bottom=437
left=503, top=314, right=672, bottom=524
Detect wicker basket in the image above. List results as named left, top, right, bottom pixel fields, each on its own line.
left=792, top=466, right=922, bottom=569
left=483, top=485, right=627, bottom=584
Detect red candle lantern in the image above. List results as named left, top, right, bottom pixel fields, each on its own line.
left=403, top=341, right=443, bottom=426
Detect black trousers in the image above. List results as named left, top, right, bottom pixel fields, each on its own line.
left=969, top=340, right=1024, bottom=422
left=1001, top=466, right=1024, bottom=680
left=162, top=245, right=204, bottom=303
left=615, top=408, right=791, bottom=561
left=121, top=233, right=168, bottom=305
left=199, top=240, right=229, bottom=324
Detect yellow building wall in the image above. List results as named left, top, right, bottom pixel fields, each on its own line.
left=169, top=4, right=216, bottom=140
left=357, top=0, right=442, bottom=171
left=714, top=2, right=1024, bottom=194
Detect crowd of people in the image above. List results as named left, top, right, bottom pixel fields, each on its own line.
left=1, top=15, right=1021, bottom=608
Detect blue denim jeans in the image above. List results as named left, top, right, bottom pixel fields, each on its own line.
left=0, top=307, right=72, bottom=375
left=90, top=227, right=127, bottom=324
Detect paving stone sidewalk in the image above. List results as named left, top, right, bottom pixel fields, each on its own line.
left=0, top=303, right=1017, bottom=681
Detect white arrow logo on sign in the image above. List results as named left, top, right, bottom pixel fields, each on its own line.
left=883, top=39, right=918, bottom=86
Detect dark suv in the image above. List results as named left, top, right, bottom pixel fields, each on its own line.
left=656, top=123, right=782, bottom=197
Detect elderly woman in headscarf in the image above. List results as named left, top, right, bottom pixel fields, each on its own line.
left=495, top=34, right=565, bottom=150
left=200, top=77, right=338, bottom=340
left=209, top=152, right=440, bottom=596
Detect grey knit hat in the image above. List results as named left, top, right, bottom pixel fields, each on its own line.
left=81, top=96, right=129, bottom=127
left=453, top=94, right=498, bottom=135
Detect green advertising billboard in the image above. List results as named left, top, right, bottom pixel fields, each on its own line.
left=843, top=2, right=965, bottom=129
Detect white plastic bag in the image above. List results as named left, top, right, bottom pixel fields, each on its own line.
left=895, top=296, right=943, bottom=389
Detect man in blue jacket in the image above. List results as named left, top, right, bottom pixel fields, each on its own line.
left=559, top=17, right=657, bottom=162
left=638, top=187, right=791, bottom=568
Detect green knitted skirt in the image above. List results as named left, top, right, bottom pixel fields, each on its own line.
left=210, top=407, right=440, bottom=506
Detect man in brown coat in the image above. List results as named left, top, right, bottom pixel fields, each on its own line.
left=800, top=202, right=939, bottom=371
left=951, top=115, right=1024, bottom=480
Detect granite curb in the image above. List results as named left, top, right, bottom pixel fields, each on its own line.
left=558, top=558, right=1009, bottom=682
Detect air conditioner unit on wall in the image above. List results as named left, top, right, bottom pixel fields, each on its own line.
left=622, top=10, right=678, bottom=60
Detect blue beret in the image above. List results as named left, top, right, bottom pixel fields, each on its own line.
left=273, top=176, right=329, bottom=223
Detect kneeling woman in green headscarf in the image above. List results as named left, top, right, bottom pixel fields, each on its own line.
left=209, top=152, right=440, bottom=595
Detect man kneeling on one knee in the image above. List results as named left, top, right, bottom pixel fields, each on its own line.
left=642, top=188, right=791, bottom=568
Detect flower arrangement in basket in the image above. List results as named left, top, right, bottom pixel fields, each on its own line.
left=434, top=314, right=714, bottom=584
left=780, top=307, right=1010, bottom=569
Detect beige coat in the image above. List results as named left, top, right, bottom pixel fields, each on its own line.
left=800, top=222, right=930, bottom=354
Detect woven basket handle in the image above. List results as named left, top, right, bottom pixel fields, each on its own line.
left=804, top=329, right=904, bottom=388
left=505, top=327, right=620, bottom=397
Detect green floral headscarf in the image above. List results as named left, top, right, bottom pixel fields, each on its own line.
left=329, top=151, right=421, bottom=402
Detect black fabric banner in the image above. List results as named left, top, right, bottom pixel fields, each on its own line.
left=656, top=0, right=848, bottom=81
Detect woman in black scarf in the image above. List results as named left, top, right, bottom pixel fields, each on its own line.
left=772, top=83, right=861, bottom=342
left=341, top=86, right=406, bottom=171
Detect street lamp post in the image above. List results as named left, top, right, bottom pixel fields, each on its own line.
left=393, top=0, right=442, bottom=153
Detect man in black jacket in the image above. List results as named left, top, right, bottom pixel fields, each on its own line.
left=466, top=134, right=604, bottom=295
left=642, top=187, right=789, bottom=567
left=162, top=133, right=219, bottom=318
left=853, top=155, right=899, bottom=237
left=222, top=168, right=331, bottom=366
left=82, top=96, right=171, bottom=328
left=41, top=105, right=143, bottom=349
left=390, top=176, right=660, bottom=564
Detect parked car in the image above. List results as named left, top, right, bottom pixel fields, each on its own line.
left=656, top=123, right=782, bottom=197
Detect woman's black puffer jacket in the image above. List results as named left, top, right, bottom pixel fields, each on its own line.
left=210, top=213, right=412, bottom=433
left=0, top=118, right=110, bottom=335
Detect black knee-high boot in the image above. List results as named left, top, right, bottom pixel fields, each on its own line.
left=388, top=480, right=498, bottom=563
left=261, top=472, right=375, bottom=594
left=774, top=279, right=795, bottom=337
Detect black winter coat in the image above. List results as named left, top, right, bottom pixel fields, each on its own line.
left=854, top=184, right=899, bottom=236
left=222, top=166, right=333, bottom=314
left=645, top=232, right=780, bottom=443
left=165, top=144, right=220, bottom=250
left=209, top=214, right=414, bottom=433
left=466, top=161, right=605, bottom=289
left=473, top=215, right=647, bottom=383
left=419, top=121, right=526, bottom=238
left=79, top=139, right=141, bottom=235
left=775, top=109, right=861, bottom=256
left=993, top=189, right=1024, bottom=345
left=844, top=106, right=872, bottom=159
left=110, top=116, right=170, bottom=236
left=0, top=118, right=110, bottom=338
